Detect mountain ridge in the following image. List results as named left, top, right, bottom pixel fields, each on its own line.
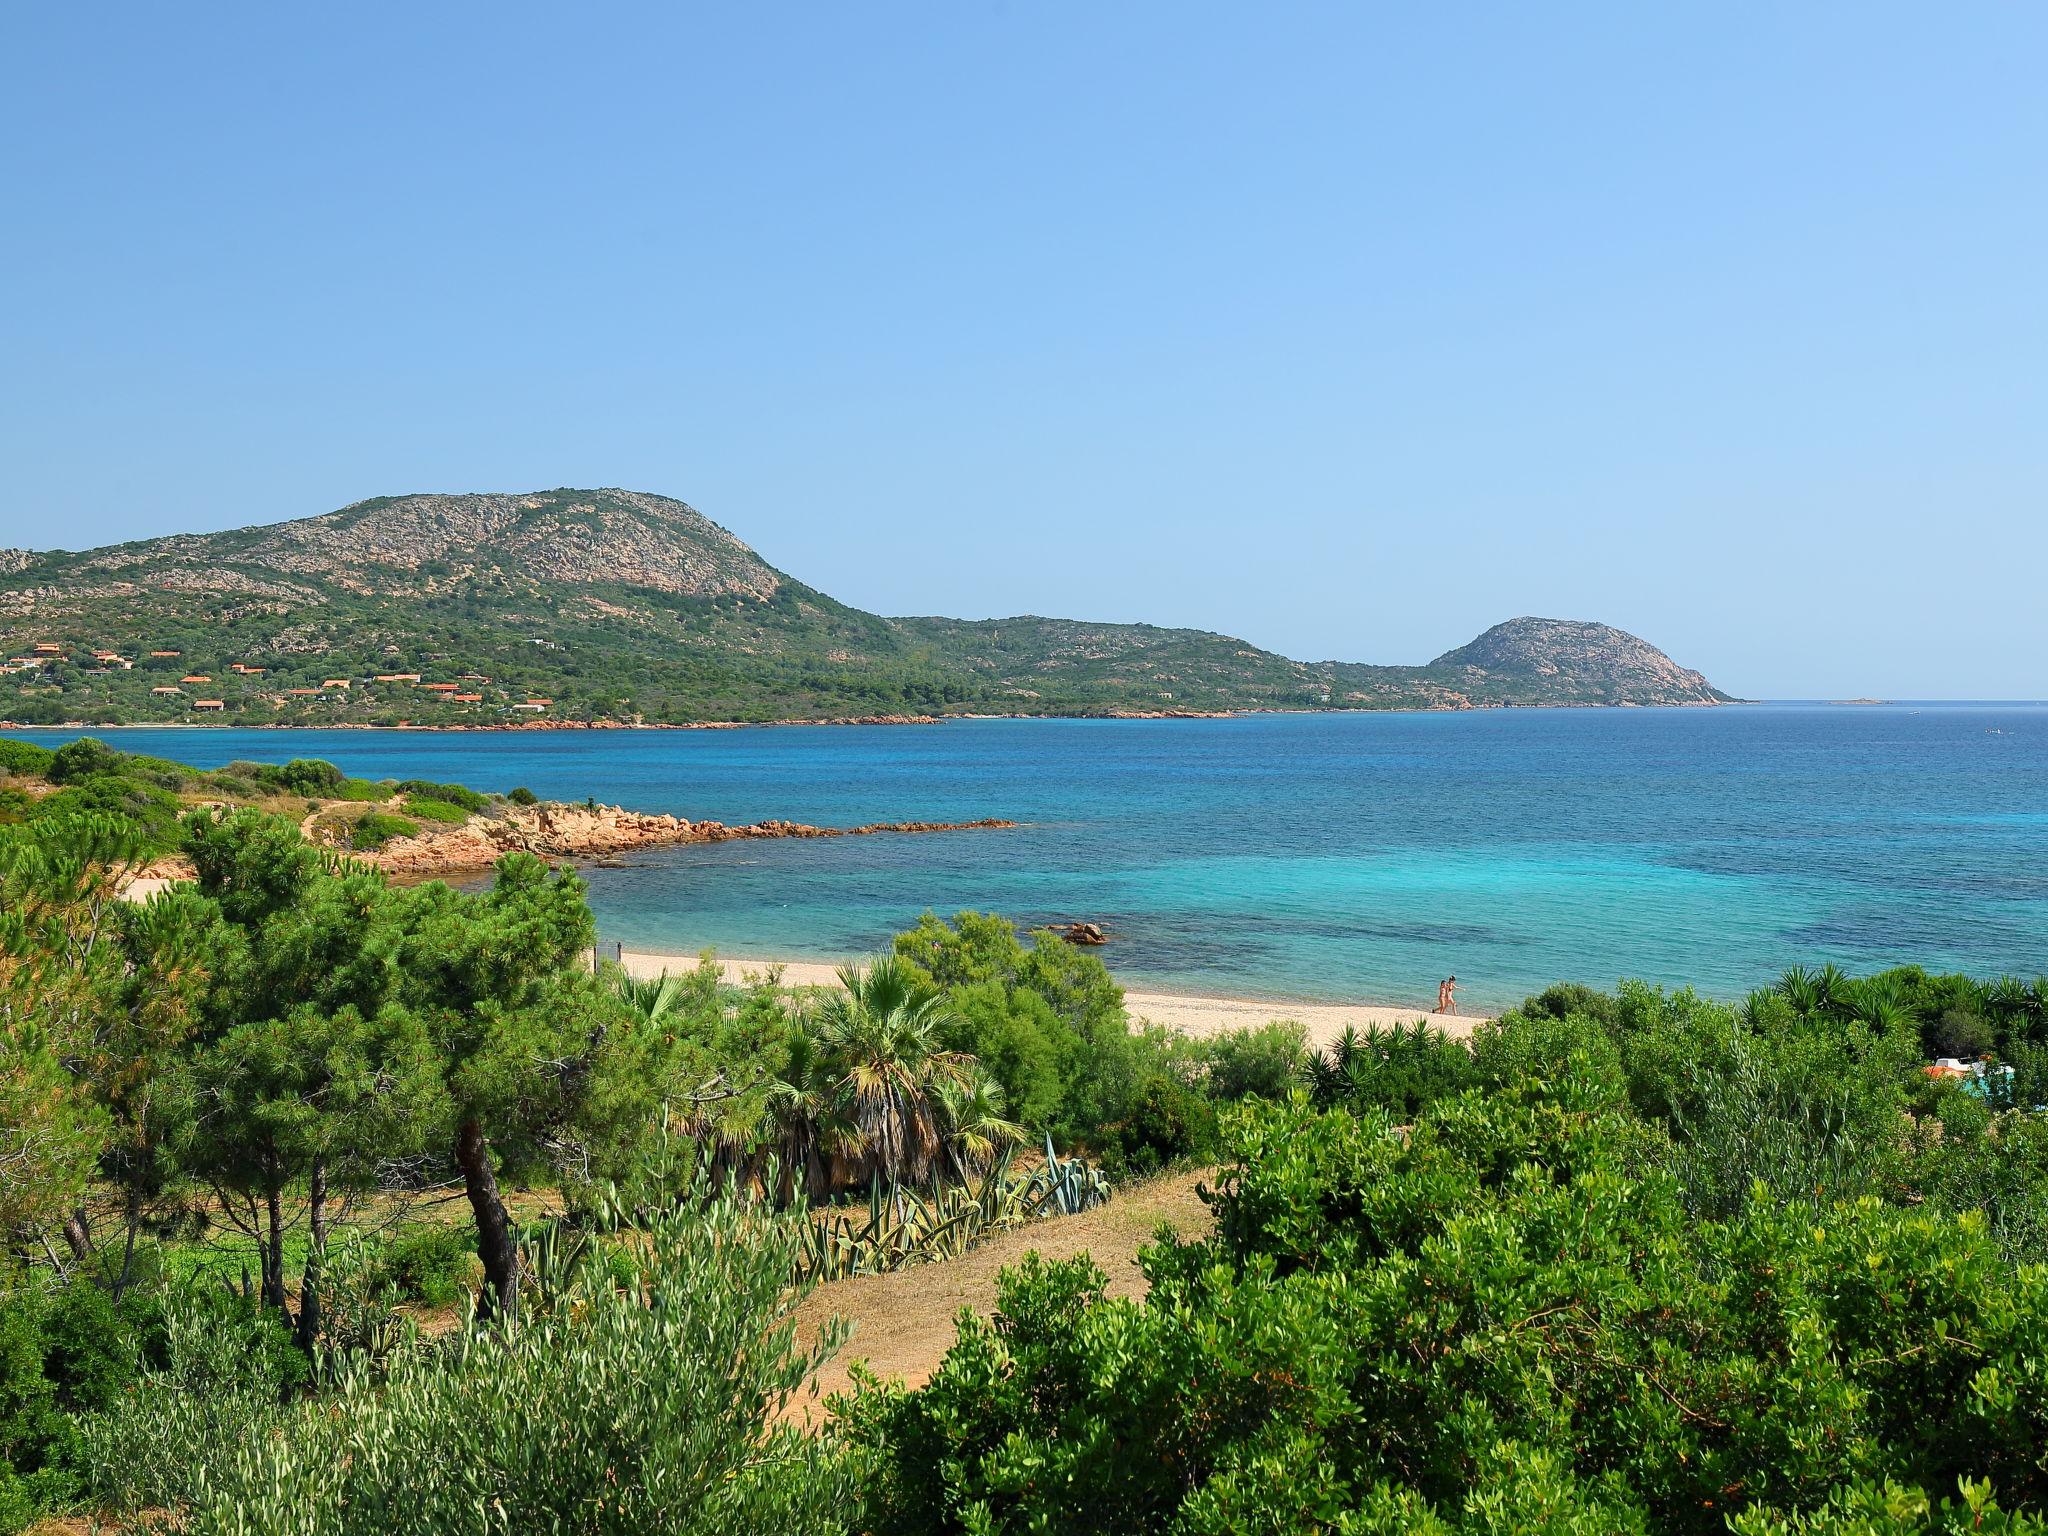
left=0, top=488, right=1734, bottom=725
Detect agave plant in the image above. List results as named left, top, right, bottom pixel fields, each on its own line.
left=790, top=1140, right=1112, bottom=1282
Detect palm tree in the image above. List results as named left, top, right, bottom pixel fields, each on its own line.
left=608, top=968, right=689, bottom=1028
left=812, top=954, right=972, bottom=1206
left=760, top=1019, right=858, bottom=1204
left=933, top=1066, right=1026, bottom=1184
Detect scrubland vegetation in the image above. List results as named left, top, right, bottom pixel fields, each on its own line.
left=5, top=742, right=2048, bottom=1532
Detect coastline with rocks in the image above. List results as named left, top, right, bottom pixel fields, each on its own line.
left=118, top=797, right=1019, bottom=894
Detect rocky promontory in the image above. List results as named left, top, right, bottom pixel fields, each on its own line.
left=361, top=799, right=1017, bottom=877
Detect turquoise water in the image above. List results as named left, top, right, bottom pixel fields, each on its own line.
left=13, top=705, right=2048, bottom=1013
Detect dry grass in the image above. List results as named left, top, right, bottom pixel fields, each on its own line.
left=783, top=1167, right=1215, bottom=1423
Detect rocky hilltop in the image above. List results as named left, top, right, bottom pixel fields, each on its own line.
left=84, top=490, right=785, bottom=601
left=0, top=489, right=1733, bottom=723
left=1428, top=618, right=1731, bottom=707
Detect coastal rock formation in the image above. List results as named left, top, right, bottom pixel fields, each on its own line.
left=364, top=800, right=1018, bottom=877
left=115, top=802, right=1018, bottom=890
left=1426, top=618, right=1734, bottom=707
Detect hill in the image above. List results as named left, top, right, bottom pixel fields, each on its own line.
left=0, top=489, right=1733, bottom=724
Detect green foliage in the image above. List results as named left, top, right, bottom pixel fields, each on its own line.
left=1094, top=1069, right=1219, bottom=1175
left=397, top=794, right=468, bottom=825
left=1304, top=1020, right=1478, bottom=1116
left=394, top=778, right=489, bottom=814
left=845, top=1079, right=2048, bottom=1533
left=73, top=1289, right=310, bottom=1516
left=1198, top=1020, right=1308, bottom=1102
left=366, top=1225, right=482, bottom=1308
left=0, top=738, right=56, bottom=777
left=892, top=911, right=1176, bottom=1157
left=261, top=757, right=346, bottom=795
left=0, top=1275, right=119, bottom=1529
left=346, top=810, right=418, bottom=849
left=150, top=1196, right=854, bottom=1535
left=507, top=785, right=539, bottom=806
left=47, top=735, right=123, bottom=784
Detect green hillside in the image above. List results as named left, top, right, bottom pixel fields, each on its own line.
left=0, top=489, right=1732, bottom=725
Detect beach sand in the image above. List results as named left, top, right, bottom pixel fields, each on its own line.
left=613, top=946, right=1488, bottom=1046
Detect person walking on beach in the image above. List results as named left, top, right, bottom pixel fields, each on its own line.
left=1435, top=976, right=1457, bottom=1014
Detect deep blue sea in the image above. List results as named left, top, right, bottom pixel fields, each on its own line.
left=12, top=705, right=2048, bottom=1013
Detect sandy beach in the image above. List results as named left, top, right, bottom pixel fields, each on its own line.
left=613, top=946, right=1489, bottom=1046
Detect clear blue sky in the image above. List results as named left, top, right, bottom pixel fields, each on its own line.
left=3, top=5, right=2043, bottom=699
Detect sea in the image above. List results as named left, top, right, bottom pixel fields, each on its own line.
left=11, top=704, right=2047, bottom=1015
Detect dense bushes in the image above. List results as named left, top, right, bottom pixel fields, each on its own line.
left=0, top=739, right=56, bottom=777
left=110, top=1197, right=851, bottom=1535
left=845, top=1069, right=2048, bottom=1533
left=0, top=1276, right=164, bottom=1527
left=893, top=911, right=1234, bottom=1171
left=841, top=973, right=2048, bottom=1532
left=346, top=809, right=419, bottom=848
left=395, top=777, right=490, bottom=814
left=397, top=794, right=469, bottom=825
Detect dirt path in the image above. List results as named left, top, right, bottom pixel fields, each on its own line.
left=785, top=1168, right=1215, bottom=1420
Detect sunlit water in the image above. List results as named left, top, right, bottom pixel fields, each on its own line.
left=15, top=704, right=2048, bottom=1013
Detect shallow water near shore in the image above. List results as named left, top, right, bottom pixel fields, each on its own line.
left=14, top=704, right=2048, bottom=1013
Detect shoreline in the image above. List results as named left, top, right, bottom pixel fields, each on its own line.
left=611, top=945, right=1491, bottom=1047
left=0, top=698, right=1747, bottom=736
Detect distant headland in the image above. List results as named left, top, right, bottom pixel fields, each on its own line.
left=0, top=488, right=1735, bottom=726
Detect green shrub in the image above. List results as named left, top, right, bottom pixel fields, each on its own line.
left=846, top=1081, right=2048, bottom=1533
left=372, top=1225, right=480, bottom=1307
left=0, top=738, right=56, bottom=777
left=399, top=795, right=469, bottom=825
left=164, top=1197, right=853, bottom=1535
left=893, top=911, right=1144, bottom=1150
left=1305, top=1020, right=1478, bottom=1117
left=263, top=757, right=346, bottom=795
left=396, top=779, right=488, bottom=814
left=1198, top=1020, right=1307, bottom=1102
left=347, top=811, right=419, bottom=850
left=1516, top=979, right=1623, bottom=1027
left=47, top=736, right=122, bottom=784
left=72, top=1290, right=307, bottom=1516
left=507, top=786, right=539, bottom=806
left=1096, top=1071, right=1218, bottom=1175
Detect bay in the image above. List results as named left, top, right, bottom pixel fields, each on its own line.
left=13, top=703, right=2048, bottom=1013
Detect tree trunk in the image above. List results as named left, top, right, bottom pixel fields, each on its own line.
left=62, top=1207, right=93, bottom=1263
left=455, top=1118, right=519, bottom=1322
left=262, top=1181, right=289, bottom=1314
left=295, top=1159, right=328, bottom=1355
left=111, top=1191, right=142, bottom=1301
